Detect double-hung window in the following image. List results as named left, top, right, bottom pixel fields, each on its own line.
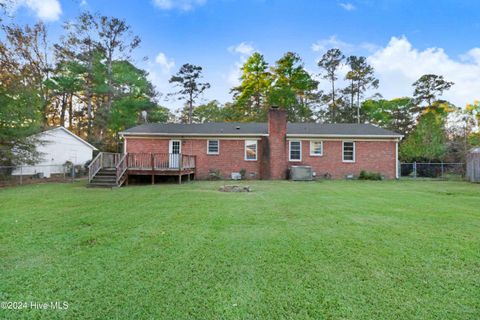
left=342, top=141, right=355, bottom=162
left=207, top=140, right=219, bottom=155
left=245, top=140, right=257, bottom=161
left=289, top=140, right=302, bottom=161
left=310, top=141, right=323, bottom=156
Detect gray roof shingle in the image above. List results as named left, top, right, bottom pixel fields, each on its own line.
left=121, top=122, right=401, bottom=137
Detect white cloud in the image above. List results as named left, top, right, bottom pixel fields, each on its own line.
left=368, top=36, right=480, bottom=107
left=153, top=0, right=206, bottom=11
left=339, top=2, right=356, bottom=11
left=10, top=0, right=62, bottom=21
left=155, top=52, right=175, bottom=73
left=228, top=42, right=254, bottom=56
left=311, top=36, right=354, bottom=53
left=80, top=0, right=88, bottom=7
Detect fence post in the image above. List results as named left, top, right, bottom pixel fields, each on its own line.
left=441, top=162, right=444, bottom=179
left=20, top=166, right=23, bottom=185
left=71, top=165, right=75, bottom=183
left=413, top=161, right=417, bottom=179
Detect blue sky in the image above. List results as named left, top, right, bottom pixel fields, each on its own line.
left=6, top=0, right=480, bottom=110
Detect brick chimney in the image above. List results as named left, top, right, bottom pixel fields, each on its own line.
left=263, top=106, right=287, bottom=179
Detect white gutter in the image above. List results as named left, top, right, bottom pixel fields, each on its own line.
left=119, top=132, right=268, bottom=137
left=286, top=134, right=404, bottom=139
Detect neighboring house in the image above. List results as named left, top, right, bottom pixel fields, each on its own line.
left=119, top=107, right=402, bottom=180
left=13, top=126, right=97, bottom=178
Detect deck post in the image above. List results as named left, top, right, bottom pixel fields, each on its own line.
left=151, top=153, right=155, bottom=185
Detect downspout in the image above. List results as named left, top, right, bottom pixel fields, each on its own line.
left=395, top=139, right=399, bottom=179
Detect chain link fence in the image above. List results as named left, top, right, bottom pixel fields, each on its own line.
left=0, top=164, right=88, bottom=187
left=400, top=162, right=465, bottom=180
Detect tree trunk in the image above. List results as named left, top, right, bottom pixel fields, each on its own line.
left=331, top=77, right=336, bottom=123
left=60, top=93, right=67, bottom=127
left=357, top=88, right=361, bottom=124
left=68, top=93, right=73, bottom=128
left=188, top=91, right=193, bottom=124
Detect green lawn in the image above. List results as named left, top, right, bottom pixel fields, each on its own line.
left=1, top=181, right=479, bottom=319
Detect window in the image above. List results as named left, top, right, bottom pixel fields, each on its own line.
left=310, top=141, right=323, bottom=156
left=245, top=140, right=257, bottom=161
left=207, top=140, right=219, bottom=155
left=289, top=140, right=302, bottom=161
left=343, top=141, right=355, bottom=162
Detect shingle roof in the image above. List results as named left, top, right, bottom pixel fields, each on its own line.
left=121, top=122, right=402, bottom=137
left=122, top=122, right=267, bottom=135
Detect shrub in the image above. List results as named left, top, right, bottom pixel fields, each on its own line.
left=239, top=168, right=246, bottom=179
left=359, top=170, right=383, bottom=180
left=207, top=169, right=222, bottom=180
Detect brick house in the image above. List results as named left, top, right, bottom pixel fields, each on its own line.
left=116, top=107, right=402, bottom=182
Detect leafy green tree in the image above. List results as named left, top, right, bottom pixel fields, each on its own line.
left=399, top=102, right=452, bottom=161
left=0, top=75, right=42, bottom=166
left=317, top=48, right=344, bottom=122
left=269, top=52, right=319, bottom=122
left=413, top=74, right=454, bottom=107
left=192, top=100, right=225, bottom=123
left=1, top=22, right=53, bottom=127
left=106, top=61, right=161, bottom=149
left=344, top=55, right=379, bottom=123
left=361, top=98, right=415, bottom=136
left=231, top=52, right=272, bottom=121
left=169, top=63, right=210, bottom=124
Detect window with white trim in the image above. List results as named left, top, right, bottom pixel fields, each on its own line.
left=245, top=140, right=257, bottom=161
left=207, top=140, right=219, bottom=155
left=342, top=141, right=355, bottom=162
left=310, top=141, right=323, bottom=156
left=289, top=140, right=302, bottom=161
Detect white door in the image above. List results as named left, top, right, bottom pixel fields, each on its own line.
left=169, top=140, right=181, bottom=169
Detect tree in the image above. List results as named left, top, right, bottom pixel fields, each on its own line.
left=317, top=48, right=344, bottom=122
left=413, top=74, right=454, bottom=107
left=344, top=55, right=379, bottom=123
left=231, top=52, right=272, bottom=121
left=169, top=64, right=210, bottom=124
left=1, top=22, right=53, bottom=127
left=192, top=100, right=225, bottom=123
left=98, top=15, right=141, bottom=114
left=399, top=101, right=452, bottom=161
left=269, top=52, right=319, bottom=122
left=362, top=98, right=416, bottom=136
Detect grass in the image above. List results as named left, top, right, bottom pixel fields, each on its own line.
left=0, top=180, right=479, bottom=319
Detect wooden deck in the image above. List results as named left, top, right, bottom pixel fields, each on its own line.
left=88, top=152, right=196, bottom=187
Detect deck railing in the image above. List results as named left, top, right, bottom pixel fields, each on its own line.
left=128, top=153, right=196, bottom=170
left=89, top=152, right=196, bottom=185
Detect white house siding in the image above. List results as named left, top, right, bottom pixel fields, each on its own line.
left=12, top=127, right=96, bottom=178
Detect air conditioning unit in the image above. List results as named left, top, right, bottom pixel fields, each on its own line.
left=289, top=166, right=313, bottom=181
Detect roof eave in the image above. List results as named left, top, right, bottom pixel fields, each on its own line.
left=119, top=132, right=268, bottom=137
left=286, top=133, right=404, bottom=139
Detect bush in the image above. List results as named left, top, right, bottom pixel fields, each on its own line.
left=359, top=170, right=383, bottom=181
left=239, top=168, right=246, bottom=179
left=207, top=169, right=222, bottom=181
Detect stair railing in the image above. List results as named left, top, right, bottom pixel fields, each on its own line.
left=88, top=152, right=103, bottom=183
left=115, top=153, right=128, bottom=185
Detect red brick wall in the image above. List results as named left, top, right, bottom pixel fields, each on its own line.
left=126, top=137, right=262, bottom=180
left=266, top=108, right=288, bottom=179
left=285, top=139, right=397, bottom=179
left=125, top=137, right=397, bottom=180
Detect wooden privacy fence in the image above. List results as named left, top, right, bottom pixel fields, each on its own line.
left=466, top=148, right=480, bottom=183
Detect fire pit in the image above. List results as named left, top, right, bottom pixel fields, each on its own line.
left=218, top=185, right=251, bottom=192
